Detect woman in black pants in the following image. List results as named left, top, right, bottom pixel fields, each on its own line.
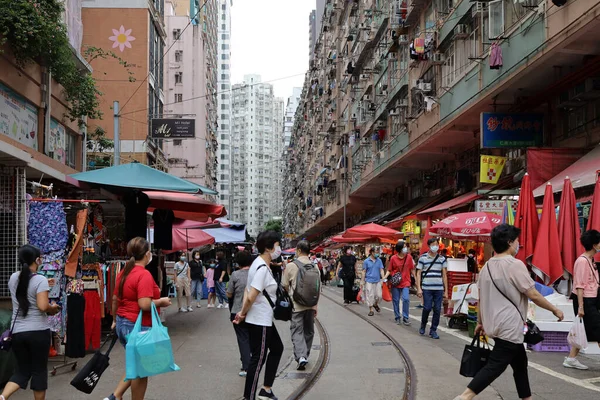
left=233, top=231, right=284, bottom=400
left=336, top=247, right=357, bottom=304
left=1, top=245, right=60, bottom=400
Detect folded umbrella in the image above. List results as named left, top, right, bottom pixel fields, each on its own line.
left=558, top=177, right=584, bottom=276
left=515, top=173, right=539, bottom=264
left=587, top=171, right=600, bottom=262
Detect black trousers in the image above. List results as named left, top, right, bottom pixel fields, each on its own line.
left=468, top=338, right=531, bottom=398
left=10, top=329, right=51, bottom=391
left=244, top=323, right=284, bottom=399
left=231, top=315, right=251, bottom=371
left=65, top=293, right=86, bottom=358
left=343, top=274, right=355, bottom=302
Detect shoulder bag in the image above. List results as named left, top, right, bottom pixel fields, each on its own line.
left=70, top=333, right=118, bottom=393
left=0, top=307, right=19, bottom=352
left=257, top=264, right=294, bottom=321
left=420, top=254, right=440, bottom=281
left=486, top=264, right=544, bottom=345
left=390, top=255, right=407, bottom=287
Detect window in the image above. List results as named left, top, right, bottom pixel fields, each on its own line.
left=172, top=29, right=181, bottom=40
left=222, top=14, right=226, bottom=20
left=174, top=93, right=183, bottom=102
left=175, top=72, right=182, bottom=84
left=175, top=50, right=182, bottom=62
left=66, top=132, right=76, bottom=168
left=221, top=44, right=229, bottom=50
left=222, top=24, right=226, bottom=30
left=221, top=164, right=226, bottom=170
left=221, top=33, right=229, bottom=40
left=222, top=4, right=226, bottom=10
left=173, top=139, right=182, bottom=146
left=221, top=54, right=230, bottom=60
left=489, top=0, right=504, bottom=39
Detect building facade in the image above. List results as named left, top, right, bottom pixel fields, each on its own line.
left=162, top=1, right=218, bottom=194
left=283, top=88, right=303, bottom=148
left=230, top=75, right=283, bottom=236
left=284, top=0, right=600, bottom=242
left=309, top=0, right=327, bottom=63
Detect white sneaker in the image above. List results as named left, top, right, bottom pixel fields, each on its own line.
left=187, top=306, right=193, bottom=312
left=207, top=304, right=214, bottom=308
left=297, top=356, right=308, bottom=370
left=180, top=307, right=188, bottom=313
left=217, top=304, right=223, bottom=309
left=196, top=303, right=202, bottom=308
left=563, top=357, right=589, bottom=370
left=239, top=370, right=247, bottom=377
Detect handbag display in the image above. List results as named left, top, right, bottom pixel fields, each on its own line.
left=70, top=333, right=118, bottom=393
left=0, top=307, right=19, bottom=352
left=486, top=265, right=544, bottom=345
left=459, top=335, right=491, bottom=377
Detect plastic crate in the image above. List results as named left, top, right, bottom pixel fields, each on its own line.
left=467, top=320, right=477, bottom=338
left=528, top=331, right=570, bottom=352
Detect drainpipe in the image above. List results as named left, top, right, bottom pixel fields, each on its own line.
left=43, top=69, right=51, bottom=153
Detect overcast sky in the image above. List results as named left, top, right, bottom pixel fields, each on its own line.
left=230, top=0, right=315, bottom=100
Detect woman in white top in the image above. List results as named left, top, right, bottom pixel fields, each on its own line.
left=174, top=253, right=192, bottom=313
left=1, top=245, right=60, bottom=400
left=233, top=231, right=284, bottom=400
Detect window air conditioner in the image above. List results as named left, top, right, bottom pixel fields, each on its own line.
left=364, top=94, right=372, bottom=101
left=432, top=53, right=445, bottom=65
left=454, top=24, right=469, bottom=39
left=419, top=82, right=432, bottom=92
left=389, top=108, right=399, bottom=116
left=351, top=113, right=357, bottom=120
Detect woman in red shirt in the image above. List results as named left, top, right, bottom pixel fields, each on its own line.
left=385, top=240, right=415, bottom=325
left=104, top=237, right=171, bottom=400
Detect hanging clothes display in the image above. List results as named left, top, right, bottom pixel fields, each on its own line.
left=490, top=43, right=503, bottom=69
left=123, top=190, right=150, bottom=241
left=83, top=290, right=101, bottom=351
left=152, top=209, right=175, bottom=250
left=28, top=202, right=68, bottom=253
left=65, top=292, right=86, bottom=358
left=65, top=209, right=88, bottom=278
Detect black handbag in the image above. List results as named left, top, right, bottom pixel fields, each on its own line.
left=0, top=307, right=19, bottom=352
left=70, top=333, right=118, bottom=394
left=459, top=335, right=491, bottom=377
left=257, top=265, right=294, bottom=321
left=486, top=265, right=544, bottom=345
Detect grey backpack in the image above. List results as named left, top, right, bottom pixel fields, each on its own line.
left=293, top=261, right=321, bottom=307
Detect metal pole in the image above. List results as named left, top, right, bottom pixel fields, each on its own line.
left=343, top=135, right=347, bottom=231
left=113, top=101, right=120, bottom=166
left=81, top=116, right=87, bottom=172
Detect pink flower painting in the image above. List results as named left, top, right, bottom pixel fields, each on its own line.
left=109, top=26, right=135, bottom=52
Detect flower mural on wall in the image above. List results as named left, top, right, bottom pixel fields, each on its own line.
left=109, top=25, right=135, bottom=52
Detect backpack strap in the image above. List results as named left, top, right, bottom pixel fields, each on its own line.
left=256, top=264, right=276, bottom=308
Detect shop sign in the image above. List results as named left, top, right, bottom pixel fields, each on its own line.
left=480, top=113, right=543, bottom=148
left=401, top=220, right=421, bottom=234
left=475, top=200, right=507, bottom=216
left=479, top=155, right=506, bottom=184
left=46, top=119, right=67, bottom=164
left=0, top=82, right=38, bottom=150
left=151, top=118, right=195, bottom=139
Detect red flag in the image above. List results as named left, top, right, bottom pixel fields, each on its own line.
left=531, top=183, right=564, bottom=285
left=558, top=177, right=584, bottom=276
left=515, top=173, right=539, bottom=264
left=587, top=171, right=600, bottom=262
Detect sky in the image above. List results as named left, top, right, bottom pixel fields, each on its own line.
left=230, top=0, right=316, bottom=100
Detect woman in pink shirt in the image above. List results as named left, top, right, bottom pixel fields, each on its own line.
left=205, top=261, right=216, bottom=308
left=564, top=229, right=600, bottom=370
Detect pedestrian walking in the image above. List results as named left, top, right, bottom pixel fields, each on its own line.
left=282, top=240, right=320, bottom=371
left=227, top=250, right=252, bottom=377
left=189, top=251, right=205, bottom=308
left=386, top=240, right=415, bottom=325
left=361, top=247, right=385, bottom=317
left=454, top=224, right=564, bottom=400
left=564, top=229, right=600, bottom=370
left=335, top=246, right=357, bottom=304
left=416, top=238, right=448, bottom=339
left=206, top=261, right=216, bottom=308
left=104, top=237, right=171, bottom=400
left=214, top=251, right=229, bottom=309
left=174, top=253, right=192, bottom=313
left=233, top=230, right=284, bottom=400
left=0, top=245, right=60, bottom=400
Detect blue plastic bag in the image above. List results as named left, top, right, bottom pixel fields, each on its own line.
left=125, top=303, right=180, bottom=380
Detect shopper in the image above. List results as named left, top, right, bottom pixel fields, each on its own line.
left=416, top=238, right=448, bottom=339
left=335, top=246, right=357, bottom=304
left=386, top=240, right=415, bottom=325
left=361, top=247, right=385, bottom=317
left=214, top=251, right=229, bottom=309
left=174, top=253, right=192, bottom=313
left=206, top=260, right=216, bottom=308
left=189, top=251, right=205, bottom=308
left=227, top=251, right=252, bottom=377
left=282, top=240, right=319, bottom=370
left=105, top=237, right=171, bottom=400
left=564, top=229, right=600, bottom=370
left=454, top=224, right=564, bottom=400
left=0, top=245, right=60, bottom=400
left=233, top=230, right=284, bottom=400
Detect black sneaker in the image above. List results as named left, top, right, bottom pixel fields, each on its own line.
left=258, top=388, right=278, bottom=400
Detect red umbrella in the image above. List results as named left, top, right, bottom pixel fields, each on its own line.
left=587, top=171, right=600, bottom=262
left=558, top=177, right=584, bottom=276
left=343, top=223, right=401, bottom=239
left=531, top=183, right=564, bottom=285
left=420, top=217, right=432, bottom=255
left=332, top=235, right=372, bottom=243
left=429, top=212, right=502, bottom=241
left=514, top=173, right=539, bottom=264
left=165, top=228, right=215, bottom=253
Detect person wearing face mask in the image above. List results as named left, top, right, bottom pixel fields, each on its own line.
left=233, top=230, right=284, bottom=400
left=416, top=238, right=448, bottom=339
left=189, top=251, right=205, bottom=308
left=174, top=252, right=192, bottom=313
left=564, top=229, right=600, bottom=370
left=455, top=224, right=563, bottom=400
left=205, top=260, right=216, bottom=308
left=336, top=246, right=358, bottom=304
left=384, top=240, right=415, bottom=325
left=214, top=251, right=230, bottom=309
left=361, top=247, right=385, bottom=317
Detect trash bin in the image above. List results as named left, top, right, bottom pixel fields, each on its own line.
left=0, top=309, right=16, bottom=388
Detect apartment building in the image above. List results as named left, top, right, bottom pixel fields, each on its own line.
left=284, top=88, right=303, bottom=148
left=309, top=0, right=327, bottom=63
left=230, top=75, right=284, bottom=236
left=284, top=0, right=600, bottom=241
left=162, top=1, right=218, bottom=194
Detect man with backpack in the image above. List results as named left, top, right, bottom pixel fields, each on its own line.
left=282, top=240, right=320, bottom=371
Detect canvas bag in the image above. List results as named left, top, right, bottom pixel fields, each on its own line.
left=70, top=333, right=118, bottom=393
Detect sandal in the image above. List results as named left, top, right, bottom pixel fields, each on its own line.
left=368, top=311, right=374, bottom=316
left=374, top=304, right=381, bottom=313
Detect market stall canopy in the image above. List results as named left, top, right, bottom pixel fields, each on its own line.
left=332, top=235, right=372, bottom=243
left=203, top=227, right=247, bottom=244
left=343, top=223, right=402, bottom=239
left=215, top=217, right=246, bottom=230
left=144, top=191, right=226, bottom=220
left=172, top=219, right=221, bottom=229
left=429, top=212, right=502, bottom=241
left=532, top=145, right=600, bottom=197
left=169, top=228, right=215, bottom=253
left=417, top=191, right=481, bottom=217
left=70, top=162, right=217, bottom=195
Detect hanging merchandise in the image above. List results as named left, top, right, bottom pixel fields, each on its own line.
left=152, top=209, right=175, bottom=250
left=123, top=190, right=150, bottom=241
left=28, top=201, right=68, bottom=253
left=65, top=209, right=89, bottom=278
left=489, top=43, right=503, bottom=69
left=409, top=42, right=418, bottom=60
left=414, top=38, right=425, bottom=54
left=65, top=292, right=86, bottom=358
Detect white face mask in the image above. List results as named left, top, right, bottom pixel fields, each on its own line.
left=195, top=255, right=200, bottom=260
left=346, top=250, right=352, bottom=255
left=430, top=245, right=439, bottom=253
left=402, top=247, right=409, bottom=254
left=270, top=245, right=282, bottom=259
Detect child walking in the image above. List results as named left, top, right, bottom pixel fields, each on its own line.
left=206, top=260, right=216, bottom=308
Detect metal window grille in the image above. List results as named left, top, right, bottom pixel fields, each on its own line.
left=0, top=167, right=26, bottom=298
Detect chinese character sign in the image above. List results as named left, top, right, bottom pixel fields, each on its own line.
left=480, top=113, right=544, bottom=148
left=479, top=155, right=507, bottom=184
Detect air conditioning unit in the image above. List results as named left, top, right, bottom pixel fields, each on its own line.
left=454, top=24, right=469, bottom=39
left=361, top=137, right=370, bottom=146
left=351, top=113, right=357, bottom=120
left=364, top=94, right=372, bottom=101
left=432, top=53, right=445, bottom=65
left=413, top=79, right=422, bottom=88
left=389, top=108, right=399, bottom=116
left=397, top=98, right=408, bottom=108
left=398, top=35, right=409, bottom=45
left=419, top=82, right=432, bottom=92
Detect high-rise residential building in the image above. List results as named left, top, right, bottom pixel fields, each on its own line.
left=82, top=0, right=167, bottom=169
left=309, top=0, right=326, bottom=62
left=283, top=88, right=302, bottom=148
left=162, top=1, right=218, bottom=195
left=230, top=75, right=284, bottom=236
left=217, top=0, right=233, bottom=210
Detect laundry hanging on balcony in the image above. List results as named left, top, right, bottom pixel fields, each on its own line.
left=490, top=43, right=503, bottom=69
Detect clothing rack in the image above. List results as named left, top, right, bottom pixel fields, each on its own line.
left=29, top=198, right=105, bottom=203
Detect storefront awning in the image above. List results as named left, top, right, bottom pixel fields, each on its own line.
left=417, top=191, right=481, bottom=216
left=70, top=162, right=217, bottom=194
left=145, top=191, right=226, bottom=222
left=533, top=145, right=600, bottom=197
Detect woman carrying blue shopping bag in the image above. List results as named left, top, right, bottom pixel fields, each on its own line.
left=103, top=237, right=172, bottom=400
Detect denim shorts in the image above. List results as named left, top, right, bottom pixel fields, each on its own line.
left=208, top=287, right=215, bottom=294
left=116, top=315, right=149, bottom=347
